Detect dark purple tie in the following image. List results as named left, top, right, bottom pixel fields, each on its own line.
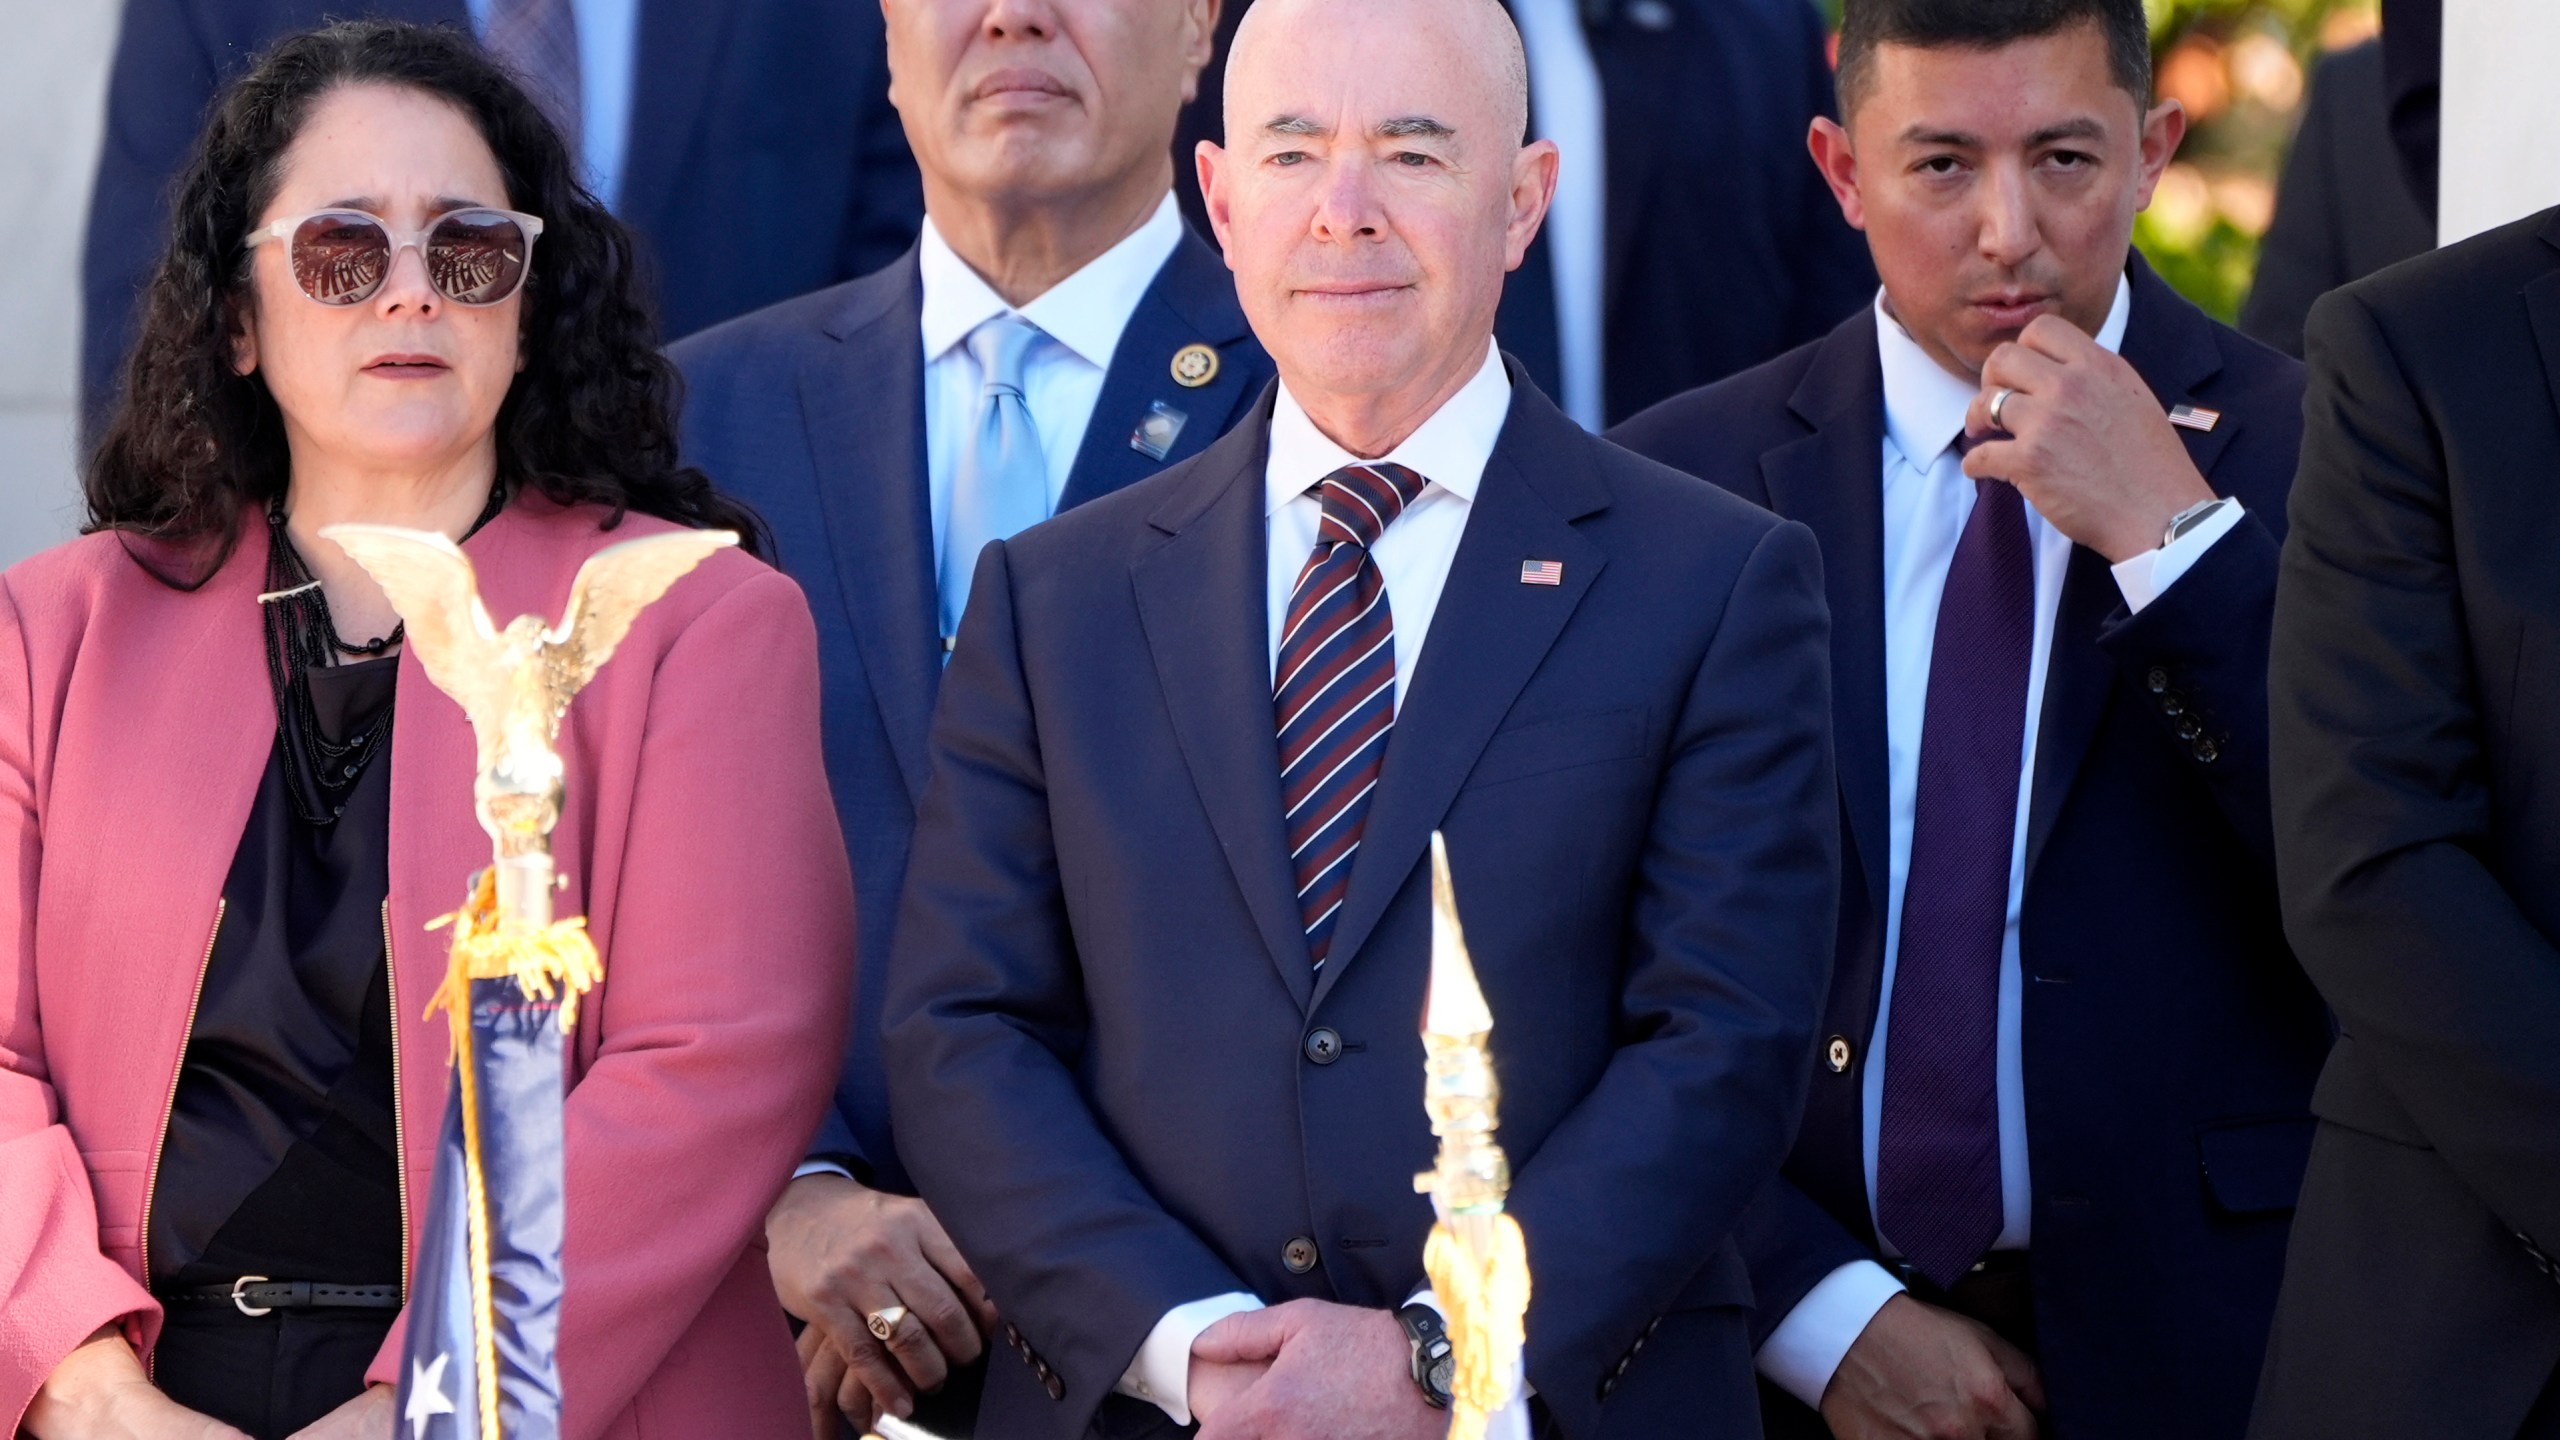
left=1876, top=454, right=2033, bottom=1289
left=1277, top=463, right=1426, bottom=970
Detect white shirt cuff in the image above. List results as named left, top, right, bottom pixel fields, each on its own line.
left=791, top=1159, right=855, bottom=1181
left=2109, top=497, right=2245, bottom=613
left=1115, top=1291, right=1263, bottom=1425
left=1754, top=1260, right=1908, bottom=1410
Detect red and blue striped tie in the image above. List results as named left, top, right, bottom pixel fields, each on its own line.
left=1277, top=462, right=1428, bottom=970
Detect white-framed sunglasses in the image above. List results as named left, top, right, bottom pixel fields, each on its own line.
left=243, top=206, right=546, bottom=307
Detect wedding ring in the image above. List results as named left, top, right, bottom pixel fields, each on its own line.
left=1988, top=386, right=2015, bottom=431
left=866, top=1305, right=911, bottom=1343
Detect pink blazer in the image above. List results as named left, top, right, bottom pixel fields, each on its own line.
left=0, top=498, right=854, bottom=1438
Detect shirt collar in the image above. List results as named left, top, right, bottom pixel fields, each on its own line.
left=917, top=190, right=1186, bottom=369
left=1265, top=339, right=1512, bottom=516
left=1874, top=271, right=2133, bottom=472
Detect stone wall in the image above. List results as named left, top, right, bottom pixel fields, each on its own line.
left=0, top=1, right=119, bottom=568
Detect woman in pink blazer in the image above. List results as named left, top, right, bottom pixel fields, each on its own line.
left=4, top=22, right=851, bottom=1440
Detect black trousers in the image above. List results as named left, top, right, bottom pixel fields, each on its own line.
left=153, top=1301, right=393, bottom=1439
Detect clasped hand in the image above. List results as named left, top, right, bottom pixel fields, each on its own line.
left=1189, top=1300, right=1446, bottom=1440
left=765, top=1172, right=998, bottom=1437
left=1961, top=314, right=2217, bottom=565
left=1821, top=1294, right=2045, bottom=1440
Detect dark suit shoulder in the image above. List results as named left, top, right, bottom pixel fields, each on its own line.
left=1584, top=427, right=1791, bottom=546
left=671, top=260, right=913, bottom=379
left=1007, top=408, right=1263, bottom=570
left=1606, top=337, right=1827, bottom=499
left=2318, top=205, right=2560, bottom=345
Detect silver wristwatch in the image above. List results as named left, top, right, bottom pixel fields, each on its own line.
left=2162, top=496, right=2230, bottom=548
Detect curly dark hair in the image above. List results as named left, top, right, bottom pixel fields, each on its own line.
left=84, top=19, right=765, bottom=582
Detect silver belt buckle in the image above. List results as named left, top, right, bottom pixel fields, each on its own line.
left=231, top=1274, right=273, bottom=1318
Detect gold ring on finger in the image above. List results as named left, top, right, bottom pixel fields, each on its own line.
left=866, top=1305, right=910, bottom=1343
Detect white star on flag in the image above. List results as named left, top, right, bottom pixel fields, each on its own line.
left=406, top=1353, right=457, bottom=1440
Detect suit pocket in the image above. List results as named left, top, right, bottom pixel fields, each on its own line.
left=2196, top=1114, right=2318, bottom=1215
left=1462, top=705, right=1649, bottom=791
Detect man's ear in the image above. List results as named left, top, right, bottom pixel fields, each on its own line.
left=1504, top=138, right=1560, bottom=273
left=2132, top=98, right=2188, bottom=211
left=1178, top=0, right=1220, bottom=105
left=1198, top=140, right=1236, bottom=262
left=1807, top=116, right=1867, bottom=231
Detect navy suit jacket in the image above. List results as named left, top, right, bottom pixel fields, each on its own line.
left=880, top=368, right=1841, bottom=1438
left=1172, top=0, right=1874, bottom=425
left=1610, top=258, right=2332, bottom=1439
left=671, top=231, right=1272, bottom=1191
left=83, top=0, right=921, bottom=427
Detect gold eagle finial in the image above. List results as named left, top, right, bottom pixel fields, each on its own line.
left=319, top=524, right=737, bottom=857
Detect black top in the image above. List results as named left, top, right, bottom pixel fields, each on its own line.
left=149, top=657, right=403, bottom=1288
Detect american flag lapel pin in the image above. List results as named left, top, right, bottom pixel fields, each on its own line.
left=2168, top=403, right=2221, bottom=433
left=1520, top=559, right=1564, bottom=586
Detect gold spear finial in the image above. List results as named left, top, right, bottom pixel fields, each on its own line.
left=1415, top=832, right=1530, bottom=1440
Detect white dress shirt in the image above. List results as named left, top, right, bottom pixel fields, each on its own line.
left=920, top=192, right=1187, bottom=571
left=788, top=192, right=1186, bottom=1187
left=1755, top=277, right=2245, bottom=1407
left=464, top=0, right=640, bottom=209
left=1508, top=0, right=1608, bottom=431
left=1118, top=343, right=1528, bottom=1437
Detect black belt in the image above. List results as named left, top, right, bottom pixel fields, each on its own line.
left=159, top=1277, right=403, bottom=1317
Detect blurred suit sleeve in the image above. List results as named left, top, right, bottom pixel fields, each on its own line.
left=2269, top=286, right=2560, bottom=1255
left=82, top=0, right=224, bottom=439
left=2240, top=41, right=2434, bottom=360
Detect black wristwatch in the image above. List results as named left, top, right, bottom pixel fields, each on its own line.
left=1398, top=1302, right=1454, bottom=1409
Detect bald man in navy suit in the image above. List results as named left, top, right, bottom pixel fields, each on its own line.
left=881, top=0, right=1836, bottom=1435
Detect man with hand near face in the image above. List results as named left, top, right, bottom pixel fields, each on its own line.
left=675, top=1, right=1273, bottom=1434
left=879, top=0, right=1841, bottom=1435
left=1615, top=3, right=2329, bottom=1438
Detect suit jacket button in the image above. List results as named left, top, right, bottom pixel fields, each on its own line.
left=1825, top=1035, right=1852, bottom=1073
left=2194, top=738, right=2220, bottom=763
left=1304, top=1027, right=1342, bottom=1064
left=2161, top=696, right=2185, bottom=717
left=2177, top=719, right=2201, bottom=741
left=1283, top=1236, right=1321, bottom=1273
left=1044, top=1370, right=1067, bottom=1401
left=2147, top=667, right=2171, bottom=694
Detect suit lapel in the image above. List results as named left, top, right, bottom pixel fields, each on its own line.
left=1311, top=379, right=1609, bottom=1005
left=127, top=527, right=286, bottom=1102
left=1059, top=233, right=1257, bottom=510
left=1131, top=407, right=1317, bottom=1010
left=799, top=256, right=945, bottom=805
left=2021, top=258, right=2236, bottom=883
left=618, top=1, right=740, bottom=228
left=1762, top=312, right=1893, bottom=919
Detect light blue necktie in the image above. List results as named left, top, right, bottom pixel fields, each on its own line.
left=941, top=314, right=1050, bottom=642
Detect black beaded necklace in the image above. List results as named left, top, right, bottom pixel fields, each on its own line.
left=260, top=505, right=400, bottom=824
left=257, top=488, right=504, bottom=825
